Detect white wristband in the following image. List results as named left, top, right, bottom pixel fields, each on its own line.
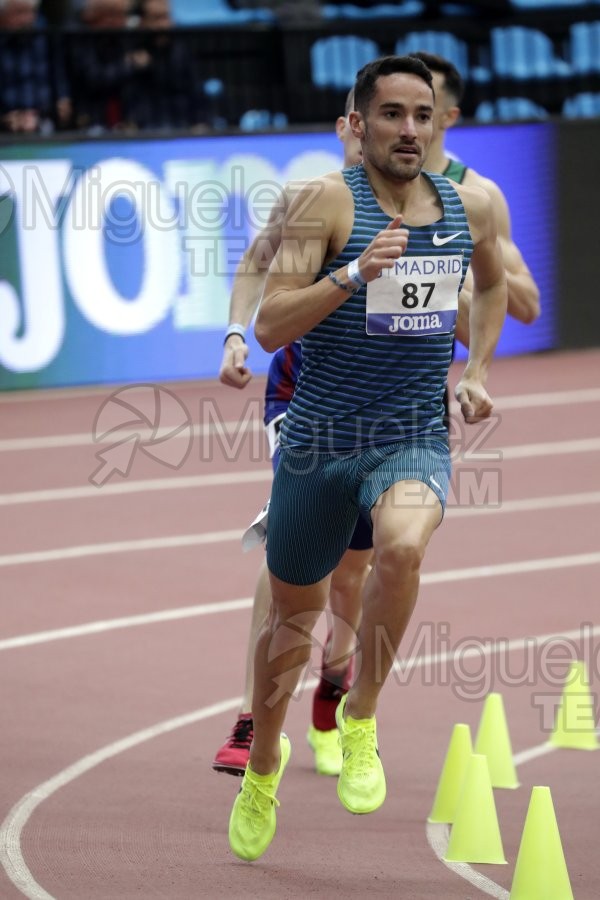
left=347, top=258, right=366, bottom=287
left=224, top=323, right=246, bottom=344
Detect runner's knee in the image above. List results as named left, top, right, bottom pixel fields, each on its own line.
left=375, top=535, right=425, bottom=583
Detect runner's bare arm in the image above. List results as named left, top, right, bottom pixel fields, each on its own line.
left=477, top=176, right=540, bottom=325
left=219, top=187, right=288, bottom=387
left=454, top=186, right=507, bottom=422
left=256, top=175, right=410, bottom=352
left=256, top=176, right=347, bottom=351
left=456, top=276, right=472, bottom=348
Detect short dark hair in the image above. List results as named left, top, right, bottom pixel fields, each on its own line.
left=344, top=88, right=355, bottom=117
left=409, top=51, right=464, bottom=105
left=354, top=55, right=434, bottom=116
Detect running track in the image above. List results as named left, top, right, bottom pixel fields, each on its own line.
left=1, top=348, right=599, bottom=899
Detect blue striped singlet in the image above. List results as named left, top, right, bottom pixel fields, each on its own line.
left=279, top=165, right=473, bottom=453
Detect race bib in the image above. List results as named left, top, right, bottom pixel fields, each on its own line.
left=366, top=254, right=463, bottom=336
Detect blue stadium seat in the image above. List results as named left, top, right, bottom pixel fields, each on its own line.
left=570, top=22, right=600, bottom=75
left=475, top=97, right=549, bottom=122
left=490, top=26, right=571, bottom=78
left=496, top=97, right=548, bottom=120
left=394, top=31, right=470, bottom=78
left=204, top=78, right=224, bottom=97
left=510, top=0, right=588, bottom=8
left=310, top=35, right=381, bottom=89
left=322, top=2, right=424, bottom=17
left=439, top=4, right=472, bottom=13
left=170, top=0, right=275, bottom=26
left=239, top=109, right=289, bottom=129
left=562, top=92, right=600, bottom=118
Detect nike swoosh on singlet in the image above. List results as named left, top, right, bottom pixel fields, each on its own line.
left=432, top=231, right=463, bottom=246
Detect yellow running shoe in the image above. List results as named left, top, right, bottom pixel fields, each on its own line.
left=306, top=724, right=343, bottom=776
left=335, top=695, right=386, bottom=814
left=228, top=734, right=291, bottom=860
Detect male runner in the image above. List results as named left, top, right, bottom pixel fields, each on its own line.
left=215, top=55, right=539, bottom=782
left=228, top=54, right=507, bottom=861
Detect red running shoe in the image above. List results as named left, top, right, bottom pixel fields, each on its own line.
left=213, top=713, right=253, bottom=776
left=311, top=664, right=353, bottom=731
left=308, top=663, right=354, bottom=775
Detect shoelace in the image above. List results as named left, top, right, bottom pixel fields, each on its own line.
left=239, top=777, right=280, bottom=821
left=342, top=723, right=378, bottom=777
left=229, top=716, right=253, bottom=749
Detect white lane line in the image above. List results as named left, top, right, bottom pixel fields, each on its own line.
left=0, top=599, right=253, bottom=651
left=2, top=431, right=600, bottom=507
left=0, top=697, right=242, bottom=899
left=2, top=549, right=600, bottom=652
left=425, top=733, right=600, bottom=899
left=422, top=551, right=600, bottom=585
left=512, top=742, right=558, bottom=767
left=0, top=380, right=598, bottom=408
left=500, top=437, right=600, bottom=460
left=1, top=383, right=599, bottom=452
left=0, top=469, right=272, bottom=506
left=0, top=386, right=117, bottom=404
left=391, top=624, right=600, bottom=679
left=0, top=419, right=263, bottom=453
left=0, top=381, right=216, bottom=404
left=426, top=823, right=509, bottom=899
left=447, top=490, right=600, bottom=518
left=493, top=386, right=600, bottom=410
left=2, top=624, right=598, bottom=900
left=0, top=530, right=243, bottom=568
left=1, top=509, right=599, bottom=586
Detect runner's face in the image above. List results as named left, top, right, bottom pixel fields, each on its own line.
left=429, top=70, right=458, bottom=141
left=357, top=73, right=433, bottom=181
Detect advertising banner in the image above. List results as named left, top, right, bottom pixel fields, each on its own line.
left=0, top=123, right=556, bottom=388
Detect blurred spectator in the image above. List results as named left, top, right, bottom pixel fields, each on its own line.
left=0, top=0, right=70, bottom=132
left=81, top=0, right=131, bottom=26
left=0, top=0, right=40, bottom=25
left=139, top=0, right=168, bottom=26
left=65, top=0, right=140, bottom=130
left=123, top=0, right=207, bottom=130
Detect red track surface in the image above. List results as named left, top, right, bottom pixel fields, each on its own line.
left=1, top=349, right=599, bottom=899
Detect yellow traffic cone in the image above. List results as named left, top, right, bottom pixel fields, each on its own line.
left=550, top=660, right=598, bottom=750
left=510, top=786, right=574, bottom=899
left=474, top=693, right=520, bottom=789
left=428, top=723, right=472, bottom=824
left=444, top=753, right=507, bottom=864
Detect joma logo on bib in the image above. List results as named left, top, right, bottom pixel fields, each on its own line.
left=388, top=313, right=443, bottom=333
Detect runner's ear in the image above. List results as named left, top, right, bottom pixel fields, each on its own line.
left=335, top=116, right=346, bottom=140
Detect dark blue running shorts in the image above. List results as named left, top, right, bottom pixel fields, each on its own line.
left=266, top=413, right=373, bottom=553
left=266, top=439, right=451, bottom=585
